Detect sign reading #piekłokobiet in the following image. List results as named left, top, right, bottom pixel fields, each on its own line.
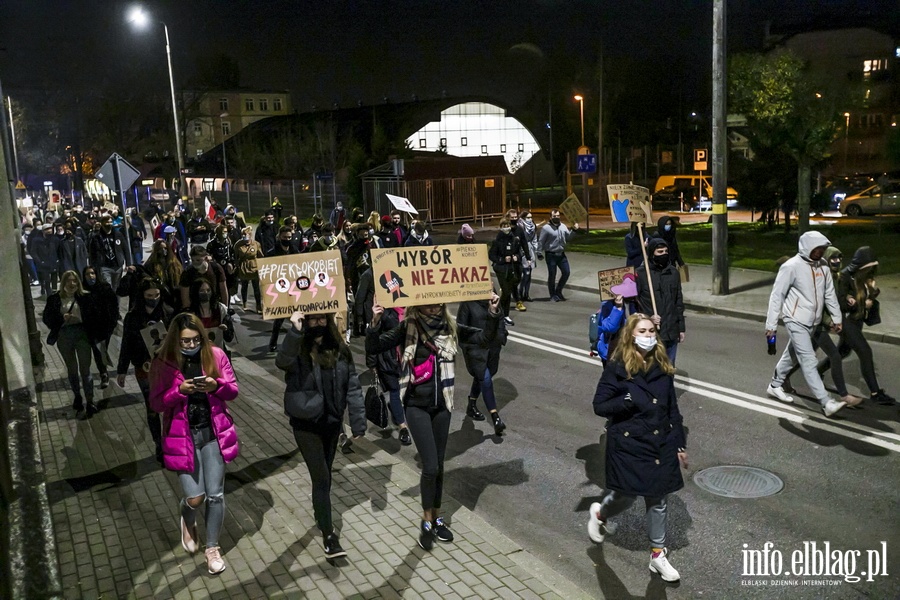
left=256, top=249, right=347, bottom=320
left=369, top=245, right=494, bottom=308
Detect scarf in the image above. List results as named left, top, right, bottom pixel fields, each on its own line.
left=399, top=315, right=457, bottom=410
left=522, top=219, right=536, bottom=239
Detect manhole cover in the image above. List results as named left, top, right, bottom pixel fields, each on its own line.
left=693, top=466, right=783, bottom=498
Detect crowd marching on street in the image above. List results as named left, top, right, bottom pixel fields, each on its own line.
left=21, top=193, right=895, bottom=583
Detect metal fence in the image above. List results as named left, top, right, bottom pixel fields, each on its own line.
left=187, top=179, right=350, bottom=221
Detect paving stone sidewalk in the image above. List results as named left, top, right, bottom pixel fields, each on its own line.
left=34, top=304, right=592, bottom=599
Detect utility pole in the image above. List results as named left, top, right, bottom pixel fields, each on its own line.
left=711, top=0, right=729, bottom=294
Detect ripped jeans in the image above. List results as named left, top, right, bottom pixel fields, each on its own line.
left=178, top=426, right=226, bottom=547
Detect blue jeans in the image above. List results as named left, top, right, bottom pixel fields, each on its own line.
left=665, top=340, right=678, bottom=365
left=178, top=426, right=226, bottom=547
left=545, top=252, right=570, bottom=297
left=469, top=368, right=497, bottom=412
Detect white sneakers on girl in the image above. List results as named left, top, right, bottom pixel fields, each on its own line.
left=205, top=546, right=227, bottom=574
left=649, top=548, right=680, bottom=582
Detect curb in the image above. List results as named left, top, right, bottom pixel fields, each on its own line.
left=530, top=278, right=900, bottom=347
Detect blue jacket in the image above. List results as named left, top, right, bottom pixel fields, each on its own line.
left=595, top=301, right=626, bottom=360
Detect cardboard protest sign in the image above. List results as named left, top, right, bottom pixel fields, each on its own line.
left=205, top=327, right=225, bottom=349
left=256, top=249, right=347, bottom=320
left=385, top=193, right=419, bottom=215
left=103, top=201, right=118, bottom=213
left=607, top=184, right=652, bottom=224
left=597, top=267, right=637, bottom=302
left=559, top=193, right=588, bottom=226
left=140, top=321, right=168, bottom=356
left=369, top=245, right=493, bottom=308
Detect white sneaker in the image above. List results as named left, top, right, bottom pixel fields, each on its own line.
left=649, top=548, right=680, bottom=582
left=766, top=384, right=794, bottom=404
left=205, top=546, right=227, bottom=574
left=587, top=502, right=617, bottom=543
left=823, top=398, right=847, bottom=417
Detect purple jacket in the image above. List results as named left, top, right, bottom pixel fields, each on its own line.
left=149, top=347, right=240, bottom=472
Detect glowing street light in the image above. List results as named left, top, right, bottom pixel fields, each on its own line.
left=220, top=112, right=230, bottom=205
left=573, top=94, right=585, bottom=148
left=128, top=6, right=187, bottom=201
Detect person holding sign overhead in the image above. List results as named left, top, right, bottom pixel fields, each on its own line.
left=275, top=310, right=366, bottom=559
left=538, top=208, right=579, bottom=302
left=366, top=293, right=502, bottom=551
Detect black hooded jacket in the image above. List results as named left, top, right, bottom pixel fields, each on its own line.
left=656, top=216, right=684, bottom=267
left=637, top=237, right=685, bottom=343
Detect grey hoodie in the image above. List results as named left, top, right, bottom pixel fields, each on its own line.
left=765, top=231, right=841, bottom=331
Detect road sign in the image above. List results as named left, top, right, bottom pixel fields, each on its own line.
left=315, top=172, right=334, bottom=181
left=694, top=148, right=708, bottom=171
left=96, top=153, right=140, bottom=191
left=576, top=154, right=597, bottom=173
left=15, top=180, right=25, bottom=190
left=577, top=145, right=591, bottom=156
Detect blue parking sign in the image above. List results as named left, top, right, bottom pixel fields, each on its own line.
left=576, top=154, right=597, bottom=173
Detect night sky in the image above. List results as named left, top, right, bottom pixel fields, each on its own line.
left=1, top=1, right=896, bottom=116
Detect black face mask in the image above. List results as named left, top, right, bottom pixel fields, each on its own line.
left=550, top=217, right=561, bottom=225
left=307, top=325, right=327, bottom=338
left=280, top=239, right=291, bottom=247
left=145, top=298, right=160, bottom=309
left=652, top=253, right=670, bottom=269
left=198, top=292, right=212, bottom=303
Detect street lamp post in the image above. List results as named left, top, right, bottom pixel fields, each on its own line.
left=573, top=94, right=589, bottom=230
left=220, top=112, right=230, bottom=205
left=128, top=7, right=187, bottom=202
left=843, top=112, right=851, bottom=172
left=574, top=95, right=585, bottom=147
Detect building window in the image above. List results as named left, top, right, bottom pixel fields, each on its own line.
left=500, top=144, right=507, bottom=153
left=419, top=139, right=427, bottom=148
left=259, top=98, right=268, bottom=111
left=221, top=121, right=231, bottom=136
left=440, top=137, right=447, bottom=147
left=857, top=113, right=885, bottom=128
left=863, top=58, right=887, bottom=75
left=274, top=98, right=283, bottom=111
left=461, top=137, right=467, bottom=146
left=193, top=122, right=202, bottom=136
left=196, top=149, right=203, bottom=157
left=518, top=143, right=525, bottom=152
left=481, top=145, right=488, bottom=154
left=245, top=98, right=254, bottom=111
left=219, top=98, right=228, bottom=111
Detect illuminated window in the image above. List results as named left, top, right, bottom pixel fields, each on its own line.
left=219, top=98, right=228, bottom=111
left=863, top=59, right=887, bottom=75
left=221, top=121, right=231, bottom=136
left=245, top=98, right=254, bottom=111
left=419, top=139, right=427, bottom=148
left=518, top=143, right=525, bottom=152
left=274, top=98, right=283, bottom=111
left=481, top=145, right=488, bottom=154
left=259, top=98, right=269, bottom=111
left=461, top=137, right=467, bottom=146
left=440, top=137, right=447, bottom=147
left=500, top=144, right=507, bottom=152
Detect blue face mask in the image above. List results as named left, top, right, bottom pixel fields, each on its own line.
left=181, top=346, right=201, bottom=357
left=664, top=224, right=672, bottom=232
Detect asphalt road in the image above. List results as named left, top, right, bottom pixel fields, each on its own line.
left=227, top=288, right=900, bottom=599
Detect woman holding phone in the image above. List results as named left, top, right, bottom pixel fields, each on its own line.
left=149, top=313, right=239, bottom=575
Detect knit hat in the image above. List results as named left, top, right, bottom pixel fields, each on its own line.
left=460, top=223, right=474, bottom=237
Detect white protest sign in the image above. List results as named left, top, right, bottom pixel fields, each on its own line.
left=385, top=193, right=419, bottom=215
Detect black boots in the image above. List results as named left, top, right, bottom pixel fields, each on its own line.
left=491, top=411, right=506, bottom=436
left=466, top=398, right=485, bottom=421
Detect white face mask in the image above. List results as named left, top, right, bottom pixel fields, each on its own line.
left=634, top=335, right=657, bottom=351
left=500, top=227, right=511, bottom=234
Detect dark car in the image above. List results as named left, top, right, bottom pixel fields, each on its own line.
left=652, top=185, right=698, bottom=210
left=822, top=175, right=875, bottom=211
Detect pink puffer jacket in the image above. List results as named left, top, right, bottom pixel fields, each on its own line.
left=149, top=347, right=240, bottom=472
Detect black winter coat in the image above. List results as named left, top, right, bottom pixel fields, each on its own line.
left=593, top=361, right=686, bottom=498
left=116, top=304, right=173, bottom=374
left=637, top=262, right=684, bottom=343
left=489, top=231, right=523, bottom=276
left=42, top=293, right=101, bottom=343
left=83, top=279, right=120, bottom=340
left=365, top=306, right=402, bottom=389
left=457, top=299, right=508, bottom=378
left=274, top=328, right=366, bottom=436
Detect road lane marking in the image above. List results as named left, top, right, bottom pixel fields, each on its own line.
left=506, top=331, right=900, bottom=454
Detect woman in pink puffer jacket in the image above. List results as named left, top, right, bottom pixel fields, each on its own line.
left=149, top=313, right=239, bottom=576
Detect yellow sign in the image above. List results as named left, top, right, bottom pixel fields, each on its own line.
left=578, top=145, right=591, bottom=155
left=712, top=203, right=727, bottom=214
left=484, top=179, right=495, bottom=188
left=597, top=266, right=637, bottom=302
left=15, top=180, right=25, bottom=190
left=255, top=249, right=347, bottom=320
left=607, top=184, right=652, bottom=224
left=559, top=193, right=588, bottom=226
left=369, top=245, right=493, bottom=308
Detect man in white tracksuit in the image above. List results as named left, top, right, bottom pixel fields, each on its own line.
left=765, top=231, right=861, bottom=417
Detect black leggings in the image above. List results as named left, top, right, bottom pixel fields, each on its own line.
left=405, top=404, right=451, bottom=511
left=293, top=425, right=341, bottom=534
left=839, top=318, right=880, bottom=394
left=240, top=279, right=261, bottom=308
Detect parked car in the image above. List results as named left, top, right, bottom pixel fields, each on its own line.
left=838, top=181, right=900, bottom=216
left=653, top=175, right=739, bottom=210
left=822, top=175, right=875, bottom=211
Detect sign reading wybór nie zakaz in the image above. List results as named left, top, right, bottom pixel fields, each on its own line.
left=369, top=245, right=493, bottom=308
left=256, top=249, right=347, bottom=320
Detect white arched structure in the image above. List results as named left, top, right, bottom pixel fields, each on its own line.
left=406, top=102, right=541, bottom=173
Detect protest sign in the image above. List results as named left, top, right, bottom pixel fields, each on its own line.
left=103, top=201, right=117, bottom=213
left=385, top=193, right=419, bottom=214
left=140, top=321, right=167, bottom=356
left=369, top=244, right=493, bottom=308
left=256, top=249, right=347, bottom=320
left=559, top=193, right=588, bottom=226
left=597, top=266, right=637, bottom=302
left=607, top=184, right=653, bottom=224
